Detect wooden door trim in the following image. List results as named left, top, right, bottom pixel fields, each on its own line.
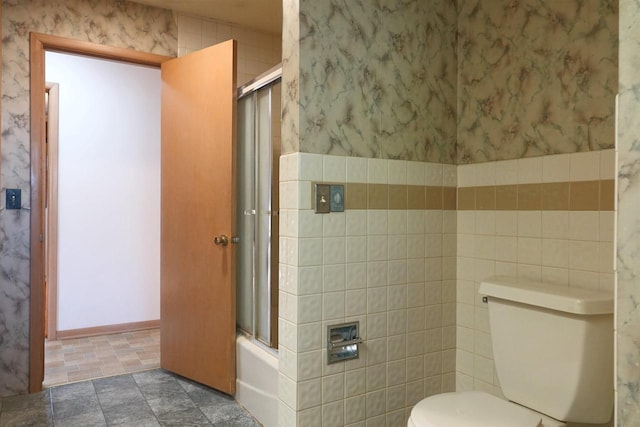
left=29, top=32, right=172, bottom=393
left=56, top=319, right=160, bottom=340
left=45, top=82, right=59, bottom=341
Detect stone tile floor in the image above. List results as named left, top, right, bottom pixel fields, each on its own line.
left=0, top=369, right=261, bottom=426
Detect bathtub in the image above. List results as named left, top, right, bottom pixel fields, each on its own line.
left=236, top=334, right=278, bottom=427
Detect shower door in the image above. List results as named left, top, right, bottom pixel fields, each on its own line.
left=236, top=68, right=281, bottom=348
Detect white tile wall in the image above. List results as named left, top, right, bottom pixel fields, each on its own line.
left=279, top=153, right=457, bottom=426
left=518, top=157, right=544, bottom=183
left=570, top=151, right=601, bottom=181
left=443, top=165, right=457, bottom=187
left=495, top=160, right=518, bottom=185
left=367, top=159, right=388, bottom=184
left=346, top=158, right=368, bottom=183
left=542, top=154, right=570, bottom=183
left=388, top=160, right=407, bottom=185
left=457, top=164, right=475, bottom=187
left=280, top=151, right=614, bottom=425
left=455, top=149, right=616, bottom=396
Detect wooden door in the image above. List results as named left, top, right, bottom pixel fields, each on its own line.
left=160, top=40, right=237, bottom=394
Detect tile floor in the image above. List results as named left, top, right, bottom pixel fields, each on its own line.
left=44, top=329, right=160, bottom=387
left=0, top=369, right=260, bottom=426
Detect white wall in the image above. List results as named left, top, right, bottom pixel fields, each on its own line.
left=46, top=51, right=161, bottom=330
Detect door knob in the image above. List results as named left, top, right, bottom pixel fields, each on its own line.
left=214, top=234, right=229, bottom=246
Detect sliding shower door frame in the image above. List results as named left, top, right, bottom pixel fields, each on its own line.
left=237, top=65, right=282, bottom=349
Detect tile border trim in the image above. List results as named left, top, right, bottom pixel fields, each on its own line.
left=310, top=180, right=614, bottom=211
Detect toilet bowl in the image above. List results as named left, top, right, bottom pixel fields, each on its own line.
left=408, top=391, right=565, bottom=427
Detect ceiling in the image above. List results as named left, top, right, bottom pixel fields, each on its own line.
left=130, top=0, right=282, bottom=35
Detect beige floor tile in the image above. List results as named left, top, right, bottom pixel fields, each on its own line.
left=102, top=363, right=126, bottom=376
left=45, top=360, right=65, bottom=368
left=137, top=351, right=158, bottom=361
left=46, top=364, right=75, bottom=374
left=68, top=368, right=103, bottom=382
left=96, top=354, right=120, bottom=363
left=44, top=328, right=159, bottom=387
left=122, top=359, right=143, bottom=368
left=64, top=352, right=86, bottom=362
left=43, top=373, right=68, bottom=387
left=77, top=360, right=104, bottom=371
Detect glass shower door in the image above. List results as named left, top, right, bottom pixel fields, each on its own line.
left=236, top=95, right=255, bottom=336
left=236, top=71, right=281, bottom=348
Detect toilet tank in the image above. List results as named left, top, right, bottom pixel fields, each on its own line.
left=479, top=276, right=614, bottom=424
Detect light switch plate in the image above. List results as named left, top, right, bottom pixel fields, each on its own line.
left=6, top=189, right=21, bottom=210
left=315, top=183, right=330, bottom=213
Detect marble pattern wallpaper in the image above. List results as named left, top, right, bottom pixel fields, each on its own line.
left=617, top=0, right=640, bottom=424
left=457, top=0, right=618, bottom=163
left=291, top=0, right=457, bottom=163
left=281, top=0, right=300, bottom=156
left=0, top=0, right=176, bottom=396
left=287, top=0, right=618, bottom=165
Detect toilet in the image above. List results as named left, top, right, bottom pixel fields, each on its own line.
left=408, top=276, right=614, bottom=427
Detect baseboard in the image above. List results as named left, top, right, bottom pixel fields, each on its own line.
left=56, top=319, right=160, bottom=340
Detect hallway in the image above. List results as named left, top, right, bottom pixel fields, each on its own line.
left=0, top=369, right=259, bottom=426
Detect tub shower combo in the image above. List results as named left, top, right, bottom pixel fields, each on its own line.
left=235, top=65, right=281, bottom=427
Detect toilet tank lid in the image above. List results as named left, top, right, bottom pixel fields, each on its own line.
left=479, top=276, right=613, bottom=315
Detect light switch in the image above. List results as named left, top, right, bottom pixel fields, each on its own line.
left=315, top=183, right=331, bottom=213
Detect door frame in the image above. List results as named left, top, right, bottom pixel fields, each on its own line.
left=29, top=32, right=172, bottom=393
left=45, top=82, right=59, bottom=341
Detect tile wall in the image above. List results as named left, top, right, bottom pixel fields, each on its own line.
left=277, top=153, right=458, bottom=427
left=176, top=13, right=281, bottom=86
left=455, top=149, right=616, bottom=395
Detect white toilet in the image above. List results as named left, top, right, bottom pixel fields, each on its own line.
left=408, top=276, right=614, bottom=427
